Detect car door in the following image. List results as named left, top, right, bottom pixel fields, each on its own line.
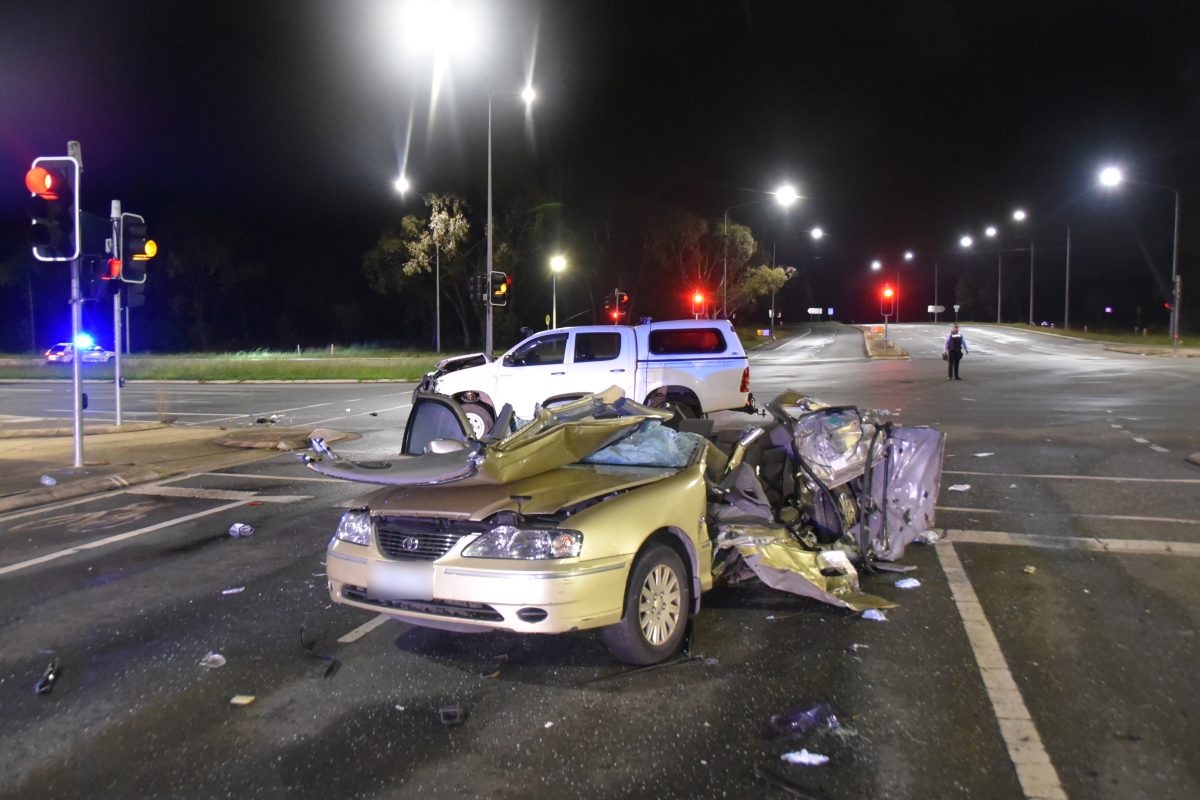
left=564, top=329, right=635, bottom=399
left=493, top=331, right=570, bottom=417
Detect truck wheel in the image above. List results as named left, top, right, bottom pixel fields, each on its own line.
left=651, top=397, right=697, bottom=420
left=460, top=402, right=494, bottom=439
left=601, top=544, right=690, bottom=665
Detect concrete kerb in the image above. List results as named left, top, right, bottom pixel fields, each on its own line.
left=857, top=326, right=909, bottom=359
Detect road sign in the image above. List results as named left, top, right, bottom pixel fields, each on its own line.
left=806, top=307, right=822, bottom=314
left=928, top=304, right=946, bottom=313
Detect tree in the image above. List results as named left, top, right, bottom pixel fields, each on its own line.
left=362, top=193, right=476, bottom=346
left=645, top=210, right=757, bottom=317
left=731, top=264, right=796, bottom=312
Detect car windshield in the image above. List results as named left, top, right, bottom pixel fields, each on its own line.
left=583, top=420, right=704, bottom=469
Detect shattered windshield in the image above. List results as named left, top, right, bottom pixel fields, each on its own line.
left=583, top=420, right=705, bottom=468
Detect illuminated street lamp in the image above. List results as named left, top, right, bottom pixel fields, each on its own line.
left=960, top=235, right=974, bottom=248
left=549, top=253, right=567, bottom=328
left=394, top=175, right=411, bottom=194
left=810, top=226, right=824, bottom=241
left=722, top=183, right=801, bottom=317
left=485, top=84, right=537, bottom=354
left=1098, top=164, right=1182, bottom=347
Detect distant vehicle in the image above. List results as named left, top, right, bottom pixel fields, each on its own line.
left=44, top=343, right=115, bottom=364
left=420, top=319, right=753, bottom=437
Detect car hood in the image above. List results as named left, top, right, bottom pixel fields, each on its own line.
left=357, top=462, right=678, bottom=519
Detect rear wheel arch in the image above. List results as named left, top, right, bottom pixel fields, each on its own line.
left=644, top=386, right=702, bottom=419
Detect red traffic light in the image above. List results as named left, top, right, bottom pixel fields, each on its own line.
left=692, top=291, right=704, bottom=305
left=25, top=166, right=68, bottom=199
left=610, top=310, right=619, bottom=321
left=882, top=286, right=895, bottom=298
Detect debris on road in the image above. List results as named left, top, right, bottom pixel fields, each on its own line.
left=1023, top=566, right=1038, bottom=574
left=781, top=749, right=830, bottom=766
left=544, top=721, right=554, bottom=729
left=228, top=523, right=254, bottom=538
left=948, top=484, right=971, bottom=492
left=34, top=660, right=60, bottom=695
left=861, top=609, right=888, bottom=622
left=914, top=529, right=941, bottom=544
left=199, top=653, right=227, bottom=669
left=39, top=475, right=57, bottom=486
left=221, top=586, right=245, bottom=595
left=229, top=694, right=256, bottom=706
left=847, top=643, right=869, bottom=652
left=439, top=704, right=467, bottom=726
left=770, top=702, right=838, bottom=736
left=973, top=452, right=994, bottom=458
left=299, top=626, right=341, bottom=679
left=894, top=578, right=921, bottom=589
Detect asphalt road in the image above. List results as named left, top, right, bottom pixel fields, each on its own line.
left=1, top=323, right=1198, bottom=799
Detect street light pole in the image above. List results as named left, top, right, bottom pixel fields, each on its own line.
left=997, top=252, right=1003, bottom=323
left=1028, top=240, right=1035, bottom=326
left=486, top=92, right=494, bottom=356
left=722, top=185, right=800, bottom=318
left=1064, top=226, right=1072, bottom=330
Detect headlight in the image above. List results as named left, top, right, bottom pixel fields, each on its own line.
left=333, top=508, right=374, bottom=546
left=462, top=525, right=582, bottom=560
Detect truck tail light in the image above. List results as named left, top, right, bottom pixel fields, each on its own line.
left=740, top=367, right=750, bottom=393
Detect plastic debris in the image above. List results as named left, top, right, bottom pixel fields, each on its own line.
left=770, top=702, right=838, bottom=736
left=228, top=523, right=254, bottom=538
left=221, top=586, right=245, bottom=595
left=847, top=643, right=869, bottom=652
left=1023, top=566, right=1038, bottom=574
left=914, top=530, right=941, bottom=544
left=229, top=694, right=256, bottom=706
left=781, top=749, right=830, bottom=766
left=34, top=660, right=60, bottom=695
left=861, top=609, right=888, bottom=622
left=544, top=721, right=554, bottom=729
left=894, top=578, right=921, bottom=589
left=948, top=484, right=971, bottom=492
left=973, top=452, right=994, bottom=458
left=369, top=411, right=379, bottom=417
left=39, top=475, right=58, bottom=487
left=199, top=652, right=227, bottom=669
left=439, top=704, right=467, bottom=726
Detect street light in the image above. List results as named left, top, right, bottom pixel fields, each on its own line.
left=810, top=226, right=824, bottom=241
left=549, top=253, right=566, bottom=328
left=1098, top=164, right=1182, bottom=347
left=722, top=183, right=801, bottom=317
left=485, top=84, right=537, bottom=355
left=960, top=235, right=973, bottom=248
left=394, top=175, right=411, bottom=194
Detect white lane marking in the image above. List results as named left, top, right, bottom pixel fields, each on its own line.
left=943, top=470, right=1200, bottom=484
left=308, top=402, right=412, bottom=427
left=126, top=486, right=313, bottom=503
left=1149, top=444, right=1170, bottom=453
left=943, top=529, right=1200, bottom=556
left=337, top=613, right=392, bottom=644
left=935, top=542, right=1068, bottom=800
left=1132, top=437, right=1149, bottom=444
left=0, top=500, right=251, bottom=576
left=937, top=507, right=1200, bottom=526
left=196, top=471, right=343, bottom=483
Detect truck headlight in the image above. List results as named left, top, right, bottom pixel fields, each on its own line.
left=333, top=508, right=374, bottom=546
left=462, top=525, right=582, bottom=560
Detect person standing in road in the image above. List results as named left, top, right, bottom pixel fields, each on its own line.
left=944, top=324, right=968, bottom=379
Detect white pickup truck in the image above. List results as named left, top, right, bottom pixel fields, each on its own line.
left=419, top=319, right=753, bottom=436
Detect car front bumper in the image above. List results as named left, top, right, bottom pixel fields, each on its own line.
left=327, top=539, right=631, bottom=634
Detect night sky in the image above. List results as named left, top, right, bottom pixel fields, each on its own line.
left=2, top=0, right=1198, bottom=350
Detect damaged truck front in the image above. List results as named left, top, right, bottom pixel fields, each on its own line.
left=308, top=387, right=944, bottom=665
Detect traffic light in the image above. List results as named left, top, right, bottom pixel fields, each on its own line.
left=118, top=213, right=156, bottom=284
left=617, top=291, right=629, bottom=317
left=691, top=290, right=705, bottom=317
left=25, top=156, right=81, bottom=261
left=881, top=285, right=895, bottom=317
left=489, top=270, right=509, bottom=306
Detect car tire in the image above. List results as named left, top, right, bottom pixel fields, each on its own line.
left=601, top=544, right=690, bottom=665
left=651, top=396, right=697, bottom=420
left=460, top=402, right=494, bottom=439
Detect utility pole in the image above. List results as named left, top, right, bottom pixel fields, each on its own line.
left=1064, top=226, right=1071, bottom=330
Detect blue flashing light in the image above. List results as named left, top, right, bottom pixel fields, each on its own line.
left=74, top=332, right=95, bottom=348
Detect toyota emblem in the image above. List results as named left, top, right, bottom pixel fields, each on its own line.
left=400, top=536, right=420, bottom=552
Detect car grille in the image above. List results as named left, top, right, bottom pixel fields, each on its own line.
left=342, top=585, right=503, bottom=621
left=375, top=516, right=488, bottom=561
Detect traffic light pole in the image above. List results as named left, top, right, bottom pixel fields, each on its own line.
left=111, top=200, right=123, bottom=425
left=69, top=256, right=84, bottom=468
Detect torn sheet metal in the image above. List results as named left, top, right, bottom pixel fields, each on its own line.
left=855, top=425, right=945, bottom=561
left=714, top=523, right=894, bottom=611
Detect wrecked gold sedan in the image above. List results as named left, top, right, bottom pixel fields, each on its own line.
left=308, top=388, right=944, bottom=665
